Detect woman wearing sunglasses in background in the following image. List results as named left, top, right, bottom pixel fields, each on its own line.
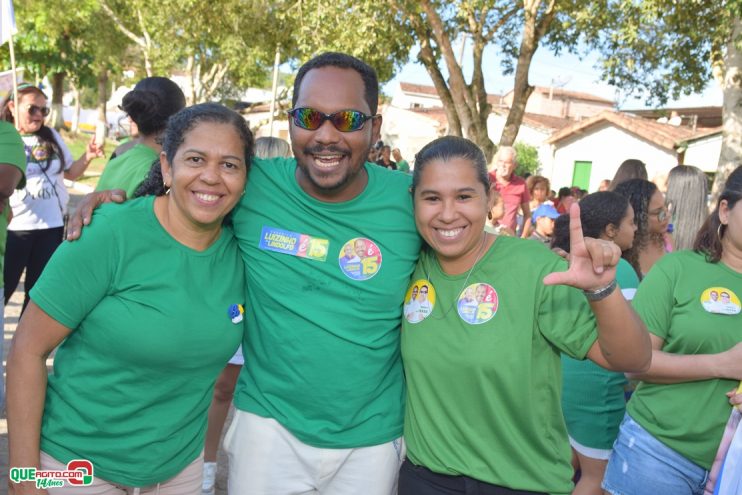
left=612, top=178, right=670, bottom=278
left=0, top=83, right=103, bottom=311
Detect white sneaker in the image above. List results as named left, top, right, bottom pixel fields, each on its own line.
left=202, top=462, right=217, bottom=495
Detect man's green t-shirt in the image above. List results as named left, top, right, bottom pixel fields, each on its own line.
left=31, top=196, right=245, bottom=485
left=402, top=237, right=598, bottom=494
left=231, top=157, right=421, bottom=448
left=95, top=143, right=158, bottom=198
left=0, top=121, right=27, bottom=275
left=628, top=250, right=742, bottom=469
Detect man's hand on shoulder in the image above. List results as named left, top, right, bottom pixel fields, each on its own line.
left=66, top=189, right=127, bottom=241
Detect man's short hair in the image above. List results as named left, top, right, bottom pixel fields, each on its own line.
left=292, top=52, right=379, bottom=114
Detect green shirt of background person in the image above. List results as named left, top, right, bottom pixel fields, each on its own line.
left=96, top=77, right=185, bottom=197
left=0, top=120, right=28, bottom=276
left=0, top=119, right=28, bottom=409
left=392, top=147, right=410, bottom=173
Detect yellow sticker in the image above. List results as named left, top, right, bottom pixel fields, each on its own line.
left=700, top=287, right=741, bottom=315
left=404, top=279, right=436, bottom=324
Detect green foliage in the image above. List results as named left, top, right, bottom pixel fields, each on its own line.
left=513, top=141, right=541, bottom=176
left=586, top=0, right=738, bottom=105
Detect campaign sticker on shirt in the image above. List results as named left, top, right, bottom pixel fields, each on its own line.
left=338, top=237, right=382, bottom=280
left=25, top=143, right=51, bottom=163
left=404, top=279, right=435, bottom=324
left=228, top=304, right=245, bottom=324
left=259, top=226, right=329, bottom=262
left=700, top=287, right=741, bottom=315
left=457, top=283, right=498, bottom=325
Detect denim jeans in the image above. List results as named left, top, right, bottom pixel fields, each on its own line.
left=602, top=413, right=708, bottom=495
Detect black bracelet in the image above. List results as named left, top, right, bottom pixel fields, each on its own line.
left=583, top=279, right=617, bottom=302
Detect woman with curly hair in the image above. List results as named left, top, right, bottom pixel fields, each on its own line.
left=613, top=178, right=669, bottom=278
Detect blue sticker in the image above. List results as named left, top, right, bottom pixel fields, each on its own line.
left=259, top=226, right=329, bottom=262
left=228, top=304, right=244, bottom=324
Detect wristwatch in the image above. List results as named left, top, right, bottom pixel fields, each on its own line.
left=583, top=279, right=617, bottom=302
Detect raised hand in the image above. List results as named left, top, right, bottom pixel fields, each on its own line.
left=543, top=202, right=620, bottom=291
left=84, top=135, right=105, bottom=163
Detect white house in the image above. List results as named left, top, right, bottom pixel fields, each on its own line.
left=487, top=108, right=572, bottom=172
left=502, top=86, right=615, bottom=120
left=380, top=105, right=447, bottom=164
left=390, top=82, right=504, bottom=110
left=681, top=128, right=722, bottom=173
left=546, top=111, right=708, bottom=191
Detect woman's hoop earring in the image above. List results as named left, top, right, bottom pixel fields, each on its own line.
left=718, top=223, right=725, bottom=240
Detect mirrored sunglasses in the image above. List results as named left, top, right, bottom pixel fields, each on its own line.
left=27, top=104, right=50, bottom=117
left=288, top=107, right=377, bottom=132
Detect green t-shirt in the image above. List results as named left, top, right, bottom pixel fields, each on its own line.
left=231, top=157, right=421, bottom=448
left=402, top=237, right=598, bottom=495
left=397, top=159, right=410, bottom=173
left=627, top=250, right=742, bottom=469
left=0, top=121, right=27, bottom=275
left=95, top=143, right=158, bottom=198
left=561, top=258, right=639, bottom=449
left=31, top=196, right=245, bottom=486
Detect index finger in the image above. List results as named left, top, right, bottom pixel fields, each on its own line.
left=568, top=202, right=584, bottom=251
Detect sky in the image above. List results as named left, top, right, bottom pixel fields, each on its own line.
left=383, top=41, right=723, bottom=110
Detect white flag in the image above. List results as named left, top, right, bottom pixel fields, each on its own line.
left=0, top=0, right=16, bottom=46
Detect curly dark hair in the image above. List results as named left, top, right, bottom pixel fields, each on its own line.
left=551, top=191, right=631, bottom=253
left=612, top=179, right=657, bottom=278
left=134, top=103, right=253, bottom=197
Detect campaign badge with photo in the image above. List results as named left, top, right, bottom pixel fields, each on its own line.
left=404, top=279, right=436, bottom=324
left=338, top=237, right=382, bottom=281
left=700, top=287, right=741, bottom=315
left=457, top=283, right=498, bottom=325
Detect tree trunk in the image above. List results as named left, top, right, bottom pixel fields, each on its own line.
left=96, top=70, right=109, bottom=146
left=49, top=72, right=66, bottom=131
left=186, top=55, right=197, bottom=106
left=711, top=15, right=742, bottom=203
left=500, top=0, right=555, bottom=147
left=70, top=82, right=81, bottom=135
left=471, top=37, right=495, bottom=161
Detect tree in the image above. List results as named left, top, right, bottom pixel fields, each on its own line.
left=1, top=0, right=130, bottom=134
left=514, top=141, right=541, bottom=176
left=391, top=0, right=603, bottom=161
left=589, top=0, right=742, bottom=201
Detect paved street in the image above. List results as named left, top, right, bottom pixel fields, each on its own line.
left=1, top=189, right=231, bottom=494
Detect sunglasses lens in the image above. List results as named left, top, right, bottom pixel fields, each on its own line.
left=28, top=105, right=50, bottom=117
left=292, top=108, right=323, bottom=130
left=331, top=110, right=365, bottom=132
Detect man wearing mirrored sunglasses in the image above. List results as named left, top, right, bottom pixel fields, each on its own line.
left=69, top=52, right=421, bottom=495
left=225, top=51, right=421, bottom=495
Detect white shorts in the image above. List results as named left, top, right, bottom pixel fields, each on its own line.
left=227, top=344, right=244, bottom=366
left=39, top=451, right=203, bottom=494
left=569, top=435, right=612, bottom=461
left=224, top=409, right=405, bottom=495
